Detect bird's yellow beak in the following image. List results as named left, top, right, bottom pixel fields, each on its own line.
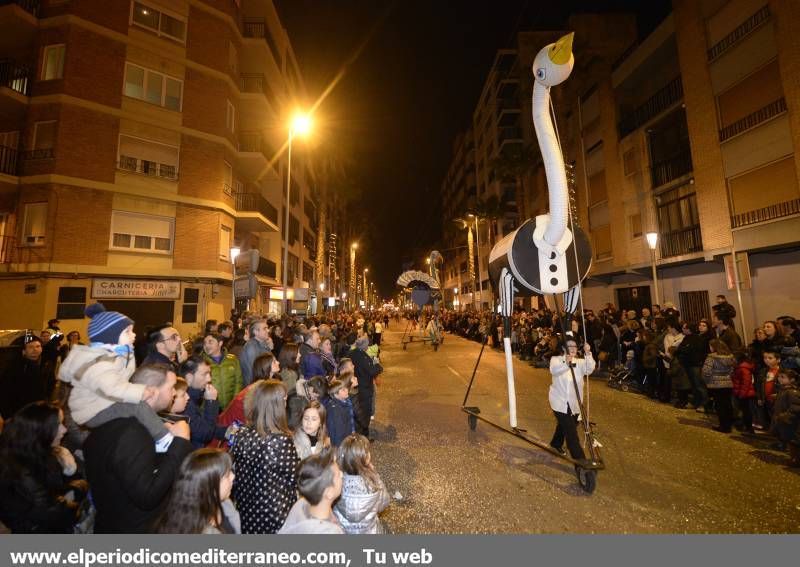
left=548, top=32, right=574, bottom=65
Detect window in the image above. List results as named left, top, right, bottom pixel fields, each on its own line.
left=303, top=261, right=314, bottom=283
left=655, top=182, right=702, bottom=257
left=22, top=202, right=47, bottom=246
left=56, top=287, right=86, bottom=320
left=629, top=213, right=642, bottom=238
left=124, top=63, right=182, bottom=111
left=131, top=1, right=186, bottom=43
left=226, top=100, right=235, bottom=133
left=33, top=121, right=56, bottom=151
left=220, top=225, right=232, bottom=260
left=110, top=210, right=174, bottom=254
left=678, top=291, right=710, bottom=325
left=41, top=45, right=65, bottom=81
left=117, top=134, right=179, bottom=180
left=182, top=287, right=199, bottom=323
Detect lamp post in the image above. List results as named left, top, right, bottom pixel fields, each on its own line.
left=646, top=232, right=660, bottom=307
left=468, top=214, right=484, bottom=309
left=230, top=247, right=240, bottom=313
left=349, top=243, right=358, bottom=310
left=282, top=112, right=312, bottom=316
left=363, top=267, right=369, bottom=309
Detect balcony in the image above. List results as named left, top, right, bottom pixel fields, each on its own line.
left=21, top=148, right=54, bottom=160
left=618, top=76, right=683, bottom=138
left=242, top=18, right=282, bottom=68
left=0, top=59, right=31, bottom=96
left=708, top=5, right=770, bottom=62
left=651, top=149, right=692, bottom=188
left=719, top=97, right=786, bottom=142
left=117, top=155, right=178, bottom=180
left=731, top=197, right=800, bottom=229
left=233, top=190, right=279, bottom=232
left=0, top=144, right=18, bottom=175
left=661, top=225, right=702, bottom=258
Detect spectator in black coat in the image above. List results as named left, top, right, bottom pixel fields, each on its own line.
left=83, top=364, right=192, bottom=533
left=179, top=357, right=225, bottom=449
left=1, top=337, right=56, bottom=420
left=349, top=337, right=381, bottom=438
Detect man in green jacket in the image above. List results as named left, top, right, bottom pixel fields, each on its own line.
left=202, top=333, right=243, bottom=409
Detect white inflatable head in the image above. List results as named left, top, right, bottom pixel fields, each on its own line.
left=532, top=32, right=574, bottom=88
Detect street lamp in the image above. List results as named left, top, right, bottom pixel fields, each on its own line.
left=282, top=111, right=312, bottom=316
left=350, top=243, right=358, bottom=309
left=363, top=267, right=369, bottom=309
left=645, top=231, right=660, bottom=307
left=467, top=213, right=485, bottom=309
left=230, top=247, right=241, bottom=312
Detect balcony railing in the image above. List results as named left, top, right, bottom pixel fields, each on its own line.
left=708, top=5, right=770, bottom=62
left=243, top=19, right=266, bottom=38
left=0, top=0, right=40, bottom=16
left=618, top=76, right=683, bottom=138
left=117, top=155, right=178, bottom=180
left=719, top=97, right=786, bottom=142
left=0, top=145, right=18, bottom=175
left=21, top=148, right=54, bottom=160
left=240, top=73, right=264, bottom=93
left=661, top=225, right=703, bottom=258
left=233, top=191, right=278, bottom=225
left=0, top=59, right=31, bottom=96
left=651, top=149, right=693, bottom=188
left=731, top=198, right=800, bottom=229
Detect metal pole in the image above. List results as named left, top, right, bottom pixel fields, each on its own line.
left=651, top=248, right=660, bottom=307
left=475, top=217, right=484, bottom=310
left=231, top=261, right=236, bottom=312
left=282, top=130, right=294, bottom=316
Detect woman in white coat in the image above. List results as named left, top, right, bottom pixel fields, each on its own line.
left=548, top=336, right=594, bottom=462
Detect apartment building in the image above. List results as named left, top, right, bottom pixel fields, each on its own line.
left=568, top=0, right=800, bottom=330
left=0, top=0, right=340, bottom=338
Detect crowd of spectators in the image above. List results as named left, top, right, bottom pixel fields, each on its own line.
left=0, top=305, right=393, bottom=534
left=442, top=295, right=800, bottom=467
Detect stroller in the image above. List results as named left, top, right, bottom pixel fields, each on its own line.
left=607, top=350, right=643, bottom=393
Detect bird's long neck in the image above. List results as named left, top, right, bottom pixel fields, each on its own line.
left=532, top=81, right=569, bottom=247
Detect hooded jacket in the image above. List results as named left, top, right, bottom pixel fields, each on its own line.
left=203, top=351, right=243, bottom=409
left=59, top=344, right=141, bottom=425
left=333, top=474, right=390, bottom=534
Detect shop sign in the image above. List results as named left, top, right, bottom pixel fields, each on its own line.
left=92, top=278, right=181, bottom=299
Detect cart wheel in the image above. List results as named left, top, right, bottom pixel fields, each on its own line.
left=468, top=414, right=478, bottom=431
left=620, top=383, right=629, bottom=392
left=575, top=466, right=597, bottom=494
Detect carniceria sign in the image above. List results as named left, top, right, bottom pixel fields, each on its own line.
left=92, top=278, right=181, bottom=299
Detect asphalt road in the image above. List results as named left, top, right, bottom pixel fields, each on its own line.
left=368, top=320, right=800, bottom=533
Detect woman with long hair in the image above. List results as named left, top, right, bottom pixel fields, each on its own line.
left=0, top=402, right=82, bottom=533
left=277, top=342, right=300, bottom=393
left=154, top=448, right=239, bottom=534
left=230, top=380, right=299, bottom=533
left=334, top=433, right=390, bottom=534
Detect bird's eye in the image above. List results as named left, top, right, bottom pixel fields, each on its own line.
left=536, top=68, right=545, bottom=80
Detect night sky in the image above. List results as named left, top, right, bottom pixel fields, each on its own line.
left=274, top=1, right=671, bottom=298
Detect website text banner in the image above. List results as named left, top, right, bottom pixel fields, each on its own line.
left=2, top=535, right=798, bottom=567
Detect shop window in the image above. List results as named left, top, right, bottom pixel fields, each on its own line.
left=182, top=287, right=199, bottom=323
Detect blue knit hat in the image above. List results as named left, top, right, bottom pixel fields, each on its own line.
left=85, top=303, right=134, bottom=345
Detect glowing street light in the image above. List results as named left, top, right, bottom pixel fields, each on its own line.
left=645, top=232, right=660, bottom=307
left=282, top=111, right=313, bottom=315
